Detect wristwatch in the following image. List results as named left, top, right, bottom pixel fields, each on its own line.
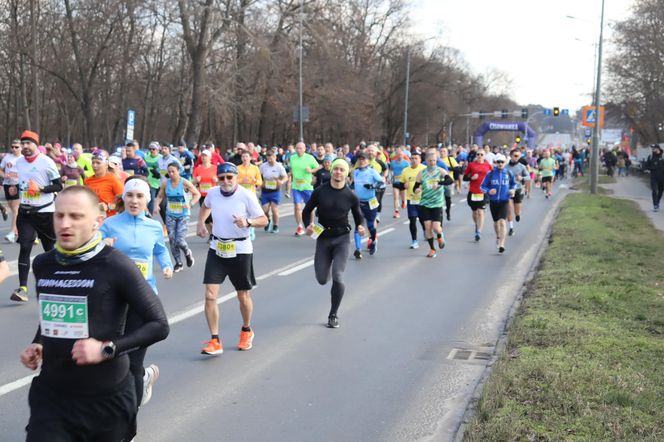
left=101, top=341, right=116, bottom=360
left=246, top=219, right=252, bottom=227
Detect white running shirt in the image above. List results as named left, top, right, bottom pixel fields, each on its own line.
left=16, top=154, right=61, bottom=212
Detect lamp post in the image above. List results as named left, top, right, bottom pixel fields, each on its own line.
left=297, top=0, right=304, bottom=142
left=403, top=46, right=411, bottom=146
left=590, top=0, right=605, bottom=194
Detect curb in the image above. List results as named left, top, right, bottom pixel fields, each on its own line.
left=452, top=190, right=570, bottom=442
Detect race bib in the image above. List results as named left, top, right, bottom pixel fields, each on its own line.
left=310, top=223, right=325, bottom=240
left=126, top=170, right=135, bottom=176
left=427, top=179, right=439, bottom=190
left=471, top=193, right=485, bottom=202
left=39, top=294, right=89, bottom=339
left=409, top=196, right=421, bottom=205
left=200, top=182, right=212, bottom=192
left=368, top=197, right=379, bottom=210
left=65, top=179, right=78, bottom=187
left=160, top=170, right=168, bottom=177
left=20, top=190, right=41, bottom=203
left=134, top=259, right=149, bottom=279
left=295, top=178, right=307, bottom=186
left=168, top=201, right=184, bottom=214
left=265, top=180, right=278, bottom=190
left=241, top=183, right=254, bottom=190
left=215, top=240, right=237, bottom=258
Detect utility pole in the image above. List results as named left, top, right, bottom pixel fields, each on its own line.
left=590, top=0, right=605, bottom=194
left=403, top=46, right=411, bottom=146
left=297, top=0, right=304, bottom=142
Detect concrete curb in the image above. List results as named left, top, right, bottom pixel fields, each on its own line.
left=452, top=190, right=570, bottom=442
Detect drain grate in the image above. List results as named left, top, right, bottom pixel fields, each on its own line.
left=447, top=347, right=493, bottom=362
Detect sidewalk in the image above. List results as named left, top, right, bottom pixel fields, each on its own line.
left=601, top=175, right=664, bottom=232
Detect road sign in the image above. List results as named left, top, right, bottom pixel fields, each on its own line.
left=405, top=132, right=411, bottom=140
left=543, top=109, right=552, bottom=116
left=292, top=106, right=310, bottom=123
left=561, top=109, right=569, bottom=116
left=126, top=110, right=135, bottom=143
left=584, top=129, right=592, bottom=137
left=581, top=105, right=605, bottom=128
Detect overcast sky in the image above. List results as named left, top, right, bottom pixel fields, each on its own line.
left=412, top=0, right=633, bottom=113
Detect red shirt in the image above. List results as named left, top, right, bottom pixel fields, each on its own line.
left=193, top=164, right=218, bottom=196
left=464, top=161, right=493, bottom=194
left=195, top=152, right=224, bottom=167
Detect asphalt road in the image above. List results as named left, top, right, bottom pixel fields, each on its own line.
left=0, top=182, right=567, bottom=441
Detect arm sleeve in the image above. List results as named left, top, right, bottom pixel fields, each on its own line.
left=114, top=257, right=169, bottom=354
left=138, top=159, right=149, bottom=176
left=41, top=178, right=64, bottom=194
left=301, top=187, right=319, bottom=226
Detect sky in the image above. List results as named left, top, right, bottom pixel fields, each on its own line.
left=412, top=0, right=633, bottom=113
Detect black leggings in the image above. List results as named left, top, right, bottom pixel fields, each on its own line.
left=409, top=216, right=426, bottom=241
left=314, top=234, right=350, bottom=316
left=17, top=211, right=56, bottom=287
left=652, top=176, right=664, bottom=206
left=376, top=188, right=385, bottom=213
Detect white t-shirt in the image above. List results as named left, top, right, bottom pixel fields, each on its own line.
left=16, top=154, right=61, bottom=212
left=204, top=185, right=264, bottom=254
left=1, top=153, right=22, bottom=185
left=259, top=162, right=287, bottom=190
left=484, top=152, right=496, bottom=166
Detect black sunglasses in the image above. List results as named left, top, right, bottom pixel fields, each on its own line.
left=217, top=175, right=235, bottom=181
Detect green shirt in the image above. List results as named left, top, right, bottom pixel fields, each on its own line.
left=420, top=167, right=444, bottom=208
left=144, top=153, right=162, bottom=189
left=539, top=158, right=556, bottom=178
left=77, top=154, right=94, bottom=178
left=290, top=153, right=319, bottom=191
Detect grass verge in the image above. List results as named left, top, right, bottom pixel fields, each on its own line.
left=463, top=193, right=664, bottom=441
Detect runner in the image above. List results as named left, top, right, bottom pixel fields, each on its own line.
left=144, top=142, right=162, bottom=213
left=400, top=150, right=427, bottom=249
left=440, top=147, right=459, bottom=221
left=480, top=154, right=516, bottom=254
left=313, top=155, right=333, bottom=189
left=108, top=155, right=130, bottom=183
left=389, top=148, right=410, bottom=218
left=413, top=150, right=453, bottom=258
left=10, top=130, right=62, bottom=302
left=154, top=162, right=200, bottom=272
left=289, top=142, right=320, bottom=236
left=101, top=177, right=173, bottom=424
left=193, top=150, right=218, bottom=237
left=365, top=144, right=388, bottom=224
left=84, top=151, right=124, bottom=218
left=259, top=149, right=288, bottom=233
left=20, top=185, right=169, bottom=441
left=122, top=141, right=148, bottom=177
left=538, top=149, right=557, bottom=198
left=1, top=139, right=22, bottom=242
left=61, top=150, right=86, bottom=187
left=351, top=152, right=385, bottom=258
left=645, top=144, right=664, bottom=211
left=506, top=149, right=530, bottom=236
left=196, top=163, right=268, bottom=355
left=175, top=144, right=195, bottom=180
left=463, top=149, right=493, bottom=242
left=237, top=150, right=262, bottom=240
left=72, top=143, right=94, bottom=178
left=302, top=158, right=365, bottom=328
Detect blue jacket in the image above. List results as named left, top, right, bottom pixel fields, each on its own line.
left=480, top=168, right=516, bottom=202
left=100, top=211, right=173, bottom=294
left=353, top=167, right=385, bottom=201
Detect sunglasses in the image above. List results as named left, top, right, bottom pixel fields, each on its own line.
left=217, top=175, right=235, bottom=181
left=476, top=153, right=484, bottom=156
left=11, top=146, right=20, bottom=149
left=496, top=160, right=505, bottom=164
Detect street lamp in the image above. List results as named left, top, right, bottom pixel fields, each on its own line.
left=590, top=0, right=605, bottom=194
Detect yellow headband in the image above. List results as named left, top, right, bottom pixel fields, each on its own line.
left=331, top=158, right=350, bottom=177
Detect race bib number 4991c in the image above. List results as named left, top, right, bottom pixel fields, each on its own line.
left=39, top=294, right=89, bottom=339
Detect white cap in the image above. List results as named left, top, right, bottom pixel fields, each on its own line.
left=495, top=153, right=507, bottom=163
left=108, top=156, right=122, bottom=167
left=201, top=149, right=212, bottom=156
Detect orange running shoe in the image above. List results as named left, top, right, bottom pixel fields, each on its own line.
left=201, top=338, right=223, bottom=355
left=238, top=330, right=254, bottom=351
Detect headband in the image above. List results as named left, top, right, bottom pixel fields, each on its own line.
left=122, top=179, right=151, bottom=203
left=331, top=158, right=350, bottom=177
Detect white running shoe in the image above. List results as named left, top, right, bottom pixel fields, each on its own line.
left=141, top=364, right=160, bottom=406
left=4, top=232, right=16, bottom=243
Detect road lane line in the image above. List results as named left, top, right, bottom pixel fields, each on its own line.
left=0, top=374, right=37, bottom=397
left=278, top=260, right=314, bottom=276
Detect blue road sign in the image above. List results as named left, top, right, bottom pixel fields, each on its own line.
left=543, top=109, right=552, bottom=116
left=126, top=110, right=135, bottom=142
left=584, top=129, right=592, bottom=137
left=561, top=109, right=569, bottom=116
left=585, top=109, right=596, bottom=124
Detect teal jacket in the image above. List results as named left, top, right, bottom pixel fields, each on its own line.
left=100, top=211, right=172, bottom=294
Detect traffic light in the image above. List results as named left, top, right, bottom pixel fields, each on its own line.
left=586, top=138, right=591, bottom=145
left=553, top=107, right=560, bottom=117
left=501, top=109, right=508, bottom=119
left=521, top=108, right=528, bottom=119
left=515, top=135, right=521, bottom=144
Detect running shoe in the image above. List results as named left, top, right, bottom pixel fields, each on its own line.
left=655, top=205, right=660, bottom=212
left=201, top=338, right=223, bottom=355
left=295, top=225, right=305, bottom=236
left=354, top=249, right=362, bottom=260
left=271, top=226, right=279, bottom=234
left=33, top=238, right=40, bottom=245
left=185, top=251, right=195, bottom=268
left=474, top=233, right=480, bottom=242
left=366, top=238, right=372, bottom=251
left=426, top=249, right=437, bottom=258
left=401, top=201, right=406, bottom=209
left=10, top=287, right=28, bottom=302
left=4, top=231, right=16, bottom=243
left=141, top=364, right=160, bottom=406
left=437, top=233, right=445, bottom=250
left=264, top=220, right=272, bottom=232
left=499, top=246, right=505, bottom=254
left=327, top=315, right=339, bottom=328
left=410, top=240, right=419, bottom=249
left=173, top=263, right=184, bottom=273
left=369, top=239, right=377, bottom=255
left=509, top=228, right=514, bottom=236
left=516, top=215, right=521, bottom=222
left=393, top=210, right=400, bottom=219
left=0, top=204, right=7, bottom=221
left=446, top=211, right=451, bottom=221
left=284, top=193, right=291, bottom=199
left=238, top=330, right=254, bottom=351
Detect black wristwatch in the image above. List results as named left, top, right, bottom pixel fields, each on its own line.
left=246, top=219, right=252, bottom=227
left=101, top=341, right=116, bottom=360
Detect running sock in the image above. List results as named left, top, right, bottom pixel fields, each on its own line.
left=427, top=237, right=435, bottom=249
left=409, top=218, right=417, bottom=240
left=509, top=221, right=514, bottom=228
left=354, top=231, right=361, bottom=250
left=241, top=326, right=251, bottom=332
left=330, top=280, right=345, bottom=316
left=20, top=285, right=28, bottom=292
left=211, top=334, right=220, bottom=341
left=436, top=233, right=442, bottom=239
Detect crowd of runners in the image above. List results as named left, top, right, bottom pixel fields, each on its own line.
left=2, top=130, right=580, bottom=440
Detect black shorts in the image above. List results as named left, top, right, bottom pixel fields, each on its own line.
left=17, top=210, right=56, bottom=244
left=467, top=192, right=487, bottom=211
left=418, top=206, right=443, bottom=222
left=26, top=374, right=136, bottom=442
left=489, top=200, right=509, bottom=222
left=541, top=176, right=553, bottom=183
left=203, top=249, right=256, bottom=290
left=392, top=182, right=405, bottom=190
left=512, top=189, right=524, bottom=204
left=3, top=184, right=18, bottom=201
